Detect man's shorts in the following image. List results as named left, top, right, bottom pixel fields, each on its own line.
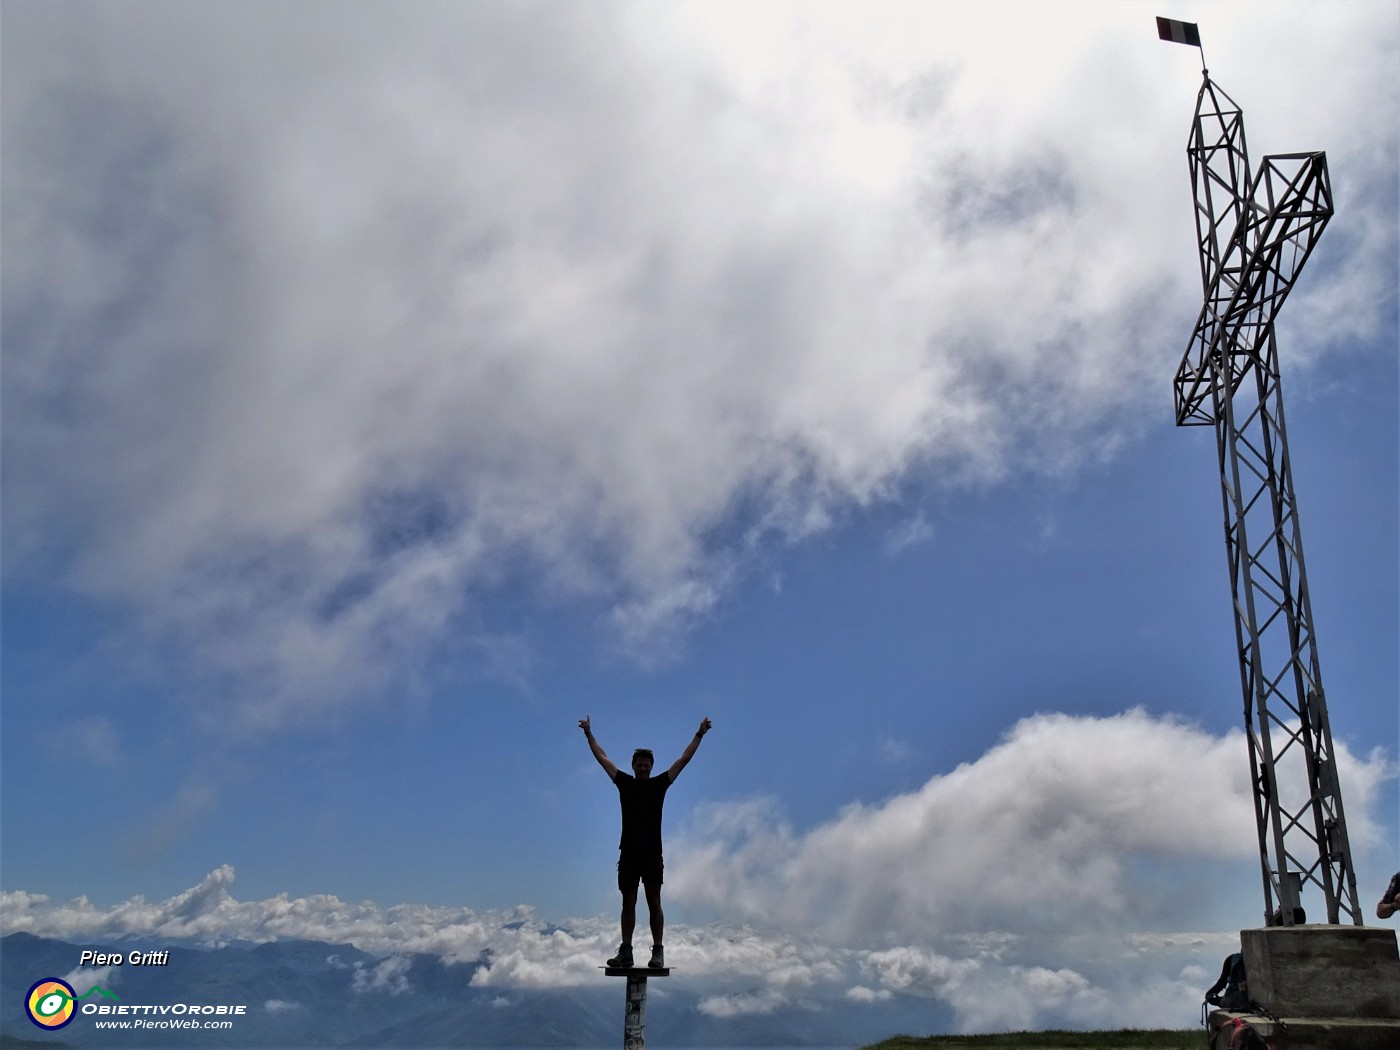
left=618, top=854, right=664, bottom=892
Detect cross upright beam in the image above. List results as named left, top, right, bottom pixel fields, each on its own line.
left=1174, top=70, right=1361, bottom=927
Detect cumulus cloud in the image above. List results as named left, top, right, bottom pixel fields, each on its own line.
left=846, top=985, right=893, bottom=1003
left=667, top=709, right=1395, bottom=940
left=3, top=2, right=1393, bottom=725
left=856, top=938, right=1246, bottom=1033
left=468, top=923, right=614, bottom=988
left=352, top=954, right=413, bottom=996
left=697, top=987, right=792, bottom=1018
left=864, top=946, right=1110, bottom=1033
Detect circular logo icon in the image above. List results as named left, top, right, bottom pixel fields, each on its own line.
left=26, top=978, right=77, bottom=1029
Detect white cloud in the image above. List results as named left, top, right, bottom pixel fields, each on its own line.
left=883, top=513, right=934, bottom=556
left=352, top=954, right=413, bottom=996
left=468, top=923, right=614, bottom=989
left=671, top=924, right=847, bottom=992
left=862, top=946, right=979, bottom=995
left=864, top=947, right=1112, bottom=1034
left=3, top=2, right=1392, bottom=725
left=63, top=965, right=117, bottom=997
left=845, top=985, right=893, bottom=1003
left=697, top=987, right=791, bottom=1018
left=667, top=709, right=1395, bottom=940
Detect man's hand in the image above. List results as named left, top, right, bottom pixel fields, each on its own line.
left=579, top=715, right=592, bottom=735
left=668, top=717, right=711, bottom=781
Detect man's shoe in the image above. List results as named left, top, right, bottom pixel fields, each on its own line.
left=648, top=944, right=664, bottom=968
left=606, top=944, right=634, bottom=968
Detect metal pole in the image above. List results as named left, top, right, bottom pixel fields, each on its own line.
left=607, top=966, right=666, bottom=1048
left=623, top=973, right=647, bottom=1050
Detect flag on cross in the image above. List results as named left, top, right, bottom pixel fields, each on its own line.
left=1156, top=17, right=1201, bottom=47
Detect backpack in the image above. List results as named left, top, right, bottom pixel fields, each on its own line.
left=1204, top=952, right=1251, bottom=1011
left=1214, top=1016, right=1269, bottom=1050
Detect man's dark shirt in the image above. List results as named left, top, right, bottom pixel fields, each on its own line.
left=1385, top=872, right=1400, bottom=906
left=612, top=770, right=672, bottom=857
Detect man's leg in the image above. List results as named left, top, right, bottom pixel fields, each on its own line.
left=643, top=881, right=663, bottom=946
left=620, top=885, right=638, bottom=946
left=609, top=857, right=639, bottom=966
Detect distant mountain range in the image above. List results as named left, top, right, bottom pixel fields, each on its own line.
left=1, top=933, right=948, bottom=1047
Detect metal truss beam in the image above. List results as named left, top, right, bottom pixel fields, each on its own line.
left=1176, top=152, right=1332, bottom=427
left=1173, top=73, right=1361, bottom=927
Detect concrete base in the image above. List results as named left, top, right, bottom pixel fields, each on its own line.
left=1206, top=925, right=1400, bottom=1049
left=1241, top=924, right=1400, bottom=1017
left=1209, top=1009, right=1400, bottom=1050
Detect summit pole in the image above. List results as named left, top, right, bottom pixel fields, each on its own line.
left=605, top=965, right=668, bottom=1049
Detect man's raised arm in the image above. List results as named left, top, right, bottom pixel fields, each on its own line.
left=666, top=717, right=712, bottom=781
left=579, top=715, right=619, bottom=779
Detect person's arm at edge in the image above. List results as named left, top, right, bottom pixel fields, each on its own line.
left=1379, top=873, right=1400, bottom=919
left=666, top=717, right=712, bottom=782
left=580, top=715, right=619, bottom=780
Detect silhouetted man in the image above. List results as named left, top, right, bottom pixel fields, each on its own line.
left=579, top=714, right=711, bottom=968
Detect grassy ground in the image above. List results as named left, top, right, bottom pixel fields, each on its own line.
left=863, top=1029, right=1204, bottom=1050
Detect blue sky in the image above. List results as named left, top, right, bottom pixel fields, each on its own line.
left=3, top=0, right=1397, bottom=1035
